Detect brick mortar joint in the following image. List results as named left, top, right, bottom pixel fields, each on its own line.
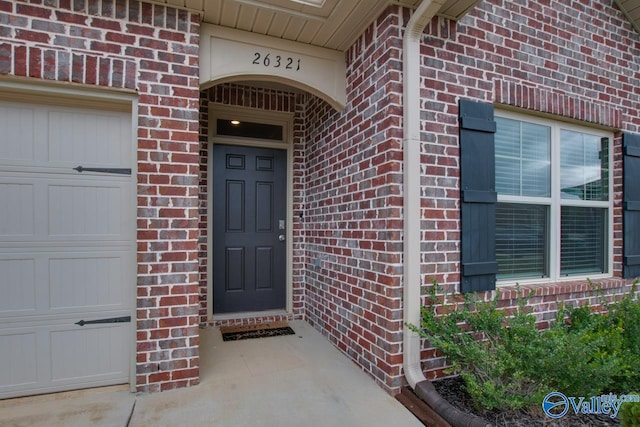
left=493, top=78, right=623, bottom=115
left=12, top=0, right=199, bottom=31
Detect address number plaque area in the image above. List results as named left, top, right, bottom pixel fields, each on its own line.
left=201, top=24, right=347, bottom=111
left=252, top=52, right=301, bottom=71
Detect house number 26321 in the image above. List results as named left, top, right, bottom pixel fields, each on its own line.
left=252, top=52, right=301, bottom=71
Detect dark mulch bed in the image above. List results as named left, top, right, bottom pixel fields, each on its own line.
left=432, top=377, right=621, bottom=427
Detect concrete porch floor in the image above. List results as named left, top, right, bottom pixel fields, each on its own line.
left=0, top=320, right=423, bottom=427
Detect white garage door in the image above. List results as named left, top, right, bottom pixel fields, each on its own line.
left=0, top=99, right=135, bottom=399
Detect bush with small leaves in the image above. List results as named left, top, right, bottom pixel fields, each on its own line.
left=408, top=279, right=640, bottom=414
left=619, top=395, right=640, bottom=427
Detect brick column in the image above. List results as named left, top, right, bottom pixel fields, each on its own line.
left=0, top=0, right=202, bottom=393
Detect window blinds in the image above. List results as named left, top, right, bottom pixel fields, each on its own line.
left=496, top=203, right=548, bottom=279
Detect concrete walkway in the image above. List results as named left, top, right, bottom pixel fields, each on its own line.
left=0, top=320, right=422, bottom=427
left=0, top=385, right=135, bottom=427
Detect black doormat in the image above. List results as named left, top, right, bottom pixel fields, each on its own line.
left=220, top=321, right=296, bottom=342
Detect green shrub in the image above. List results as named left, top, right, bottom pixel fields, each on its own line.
left=619, top=394, right=640, bottom=427
left=606, top=289, right=640, bottom=392
left=540, top=319, right=624, bottom=397
left=410, top=282, right=549, bottom=411
left=561, top=280, right=640, bottom=393
left=409, top=279, right=640, bottom=413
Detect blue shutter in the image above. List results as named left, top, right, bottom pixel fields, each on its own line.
left=623, top=132, right=640, bottom=279
left=459, top=99, right=498, bottom=293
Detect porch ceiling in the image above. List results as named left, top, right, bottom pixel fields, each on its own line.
left=614, top=0, right=640, bottom=34
left=163, top=0, right=483, bottom=51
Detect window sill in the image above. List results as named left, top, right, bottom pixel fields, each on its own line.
left=496, top=276, right=631, bottom=300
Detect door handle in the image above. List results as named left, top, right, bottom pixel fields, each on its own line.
left=278, top=234, right=286, bottom=242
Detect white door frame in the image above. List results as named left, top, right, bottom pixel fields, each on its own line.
left=207, top=104, right=294, bottom=321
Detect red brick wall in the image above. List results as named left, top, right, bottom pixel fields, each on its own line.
left=1, top=0, right=201, bottom=393
left=304, top=6, right=406, bottom=392
left=304, top=0, right=640, bottom=390
left=415, top=0, right=640, bottom=378
left=198, top=83, right=307, bottom=326
left=4, top=0, right=640, bottom=399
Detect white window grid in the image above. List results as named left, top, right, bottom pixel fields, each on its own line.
left=495, top=110, right=614, bottom=286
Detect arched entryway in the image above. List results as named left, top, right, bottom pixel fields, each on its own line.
left=197, top=80, right=339, bottom=326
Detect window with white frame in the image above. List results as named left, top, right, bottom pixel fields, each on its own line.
left=494, top=112, right=612, bottom=282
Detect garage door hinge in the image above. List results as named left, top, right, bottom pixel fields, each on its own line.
left=75, top=316, right=131, bottom=326
left=73, top=166, right=131, bottom=175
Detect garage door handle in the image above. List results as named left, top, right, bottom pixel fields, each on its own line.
left=73, top=166, right=131, bottom=175
left=75, top=316, right=131, bottom=326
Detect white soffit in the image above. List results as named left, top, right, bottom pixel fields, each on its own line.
left=614, top=0, right=640, bottom=33
left=437, top=0, right=482, bottom=21
left=202, top=0, right=418, bottom=51
left=162, top=1, right=483, bottom=50
left=164, top=0, right=639, bottom=37
left=289, top=0, right=326, bottom=7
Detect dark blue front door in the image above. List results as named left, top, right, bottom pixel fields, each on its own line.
left=212, top=144, right=287, bottom=313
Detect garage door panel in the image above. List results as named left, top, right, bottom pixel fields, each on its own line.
left=0, top=104, right=36, bottom=163
left=49, top=254, right=127, bottom=310
left=0, top=176, right=131, bottom=243
left=0, top=103, right=130, bottom=170
left=0, top=330, right=38, bottom=389
left=48, top=184, right=125, bottom=237
left=50, top=324, right=129, bottom=383
left=0, top=258, right=36, bottom=313
left=0, top=250, right=131, bottom=318
left=0, top=322, right=130, bottom=397
left=48, top=110, right=130, bottom=167
left=0, top=182, right=35, bottom=237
